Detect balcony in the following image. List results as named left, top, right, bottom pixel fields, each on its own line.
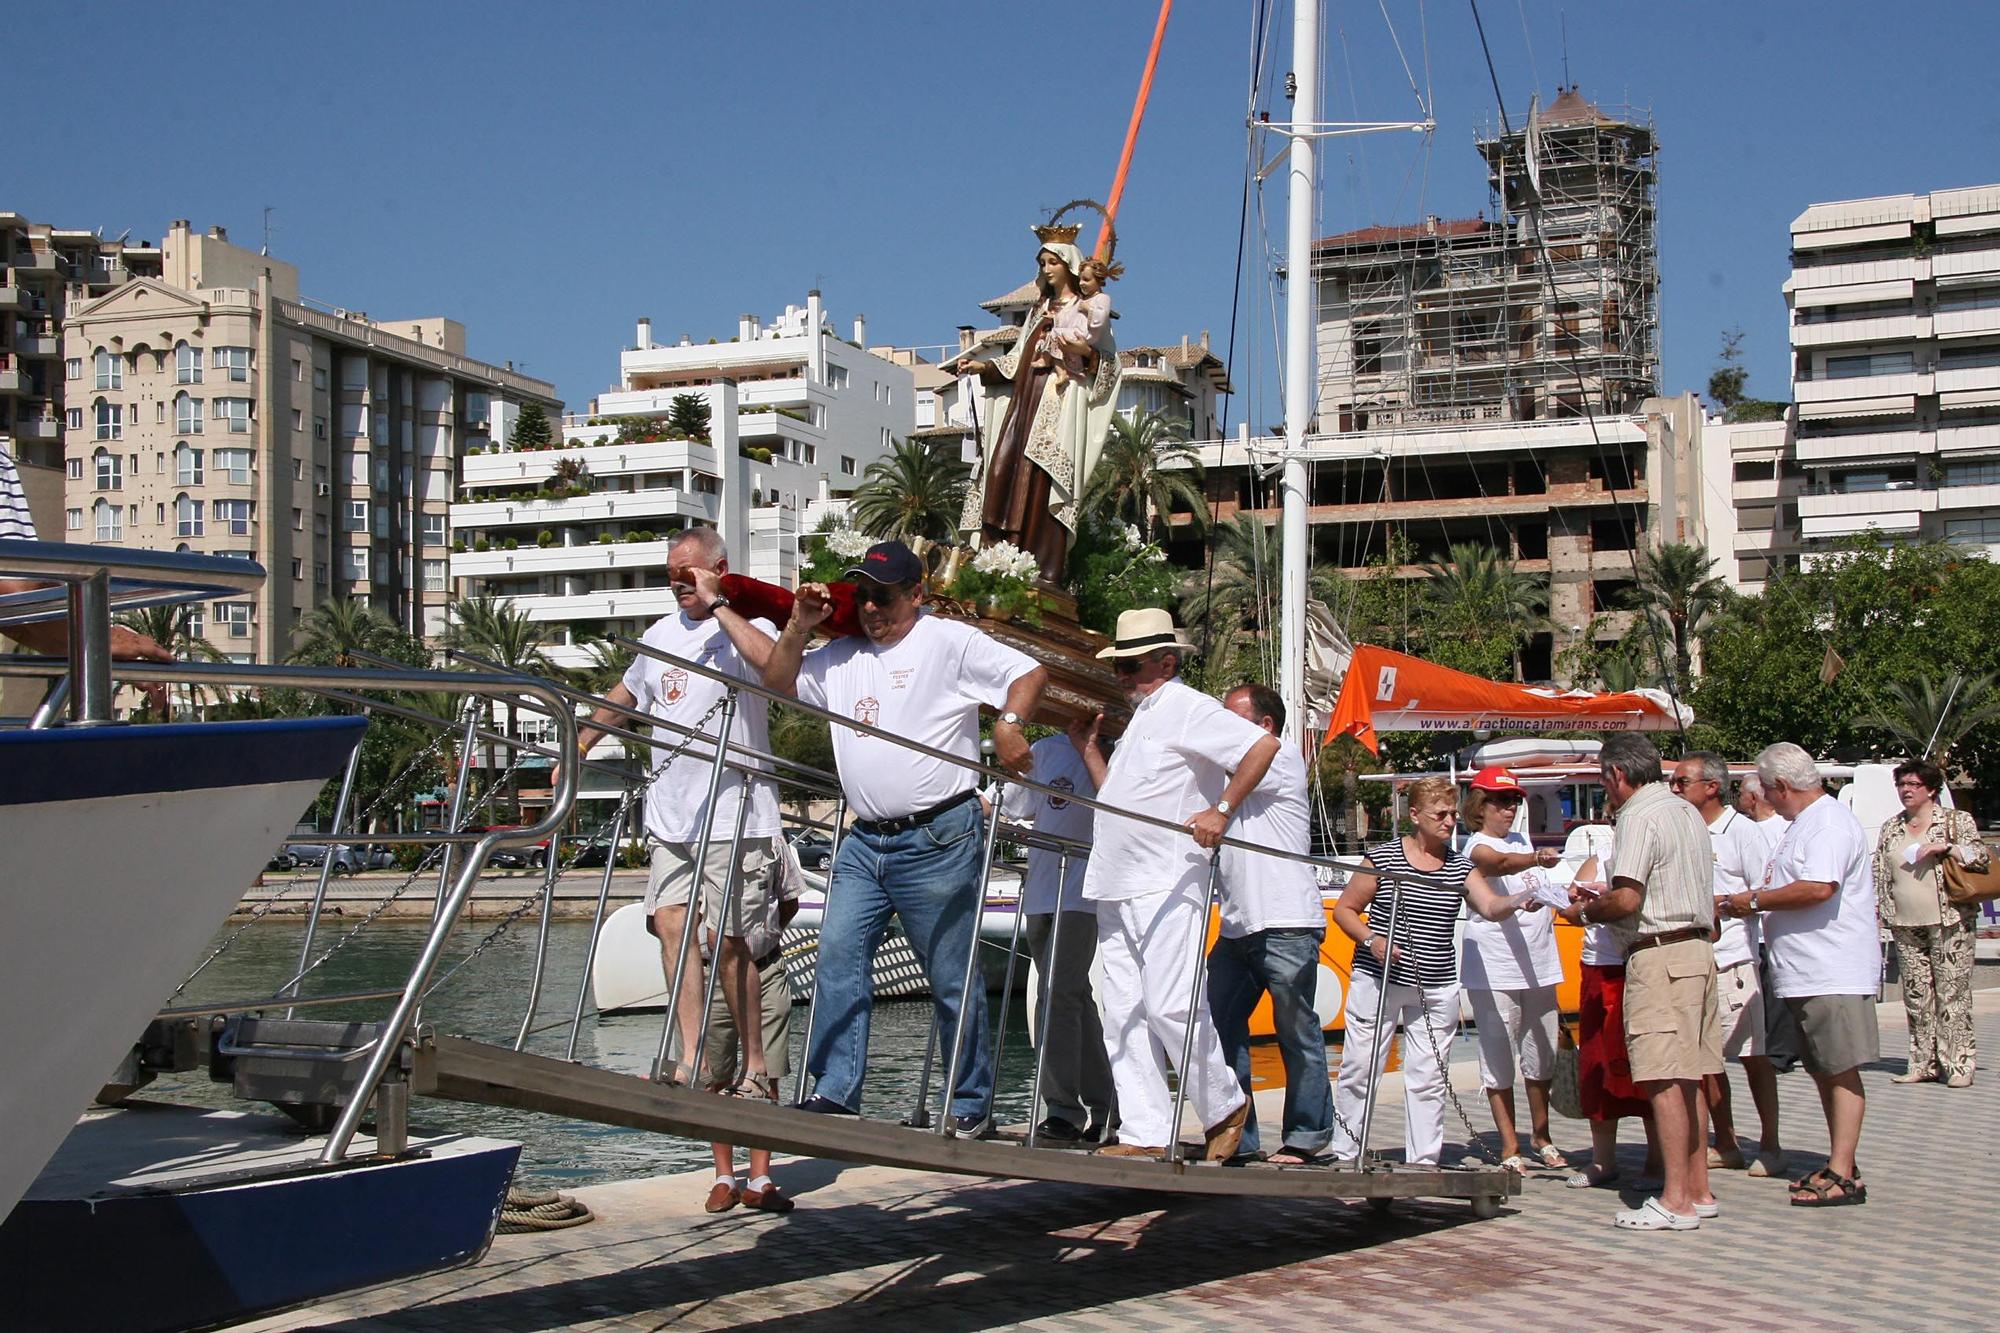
left=1935, top=363, right=2000, bottom=395
left=451, top=486, right=718, bottom=530
left=1795, top=371, right=1924, bottom=403
left=1935, top=307, right=2000, bottom=341
left=12, top=251, right=57, bottom=273
left=0, top=366, right=20, bottom=395
left=1933, top=248, right=2000, bottom=281
left=1936, top=481, right=2000, bottom=512
left=1797, top=484, right=1934, bottom=523
left=1791, top=313, right=1928, bottom=348
left=1793, top=426, right=1928, bottom=463
left=1785, top=256, right=1920, bottom=290
left=16, top=332, right=58, bottom=358
left=15, top=417, right=58, bottom=442
left=476, top=585, right=689, bottom=624
left=450, top=536, right=682, bottom=580
left=459, top=437, right=717, bottom=488
left=0, top=284, right=22, bottom=310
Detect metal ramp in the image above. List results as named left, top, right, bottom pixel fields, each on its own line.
left=413, top=1034, right=1519, bottom=1215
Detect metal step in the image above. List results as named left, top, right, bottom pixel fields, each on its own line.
left=412, top=1034, right=1517, bottom=1213
left=211, top=1017, right=394, bottom=1131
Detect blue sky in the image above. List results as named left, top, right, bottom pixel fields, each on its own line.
left=16, top=2, right=1999, bottom=430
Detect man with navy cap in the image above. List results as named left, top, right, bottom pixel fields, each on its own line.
left=764, top=540, right=1046, bottom=1135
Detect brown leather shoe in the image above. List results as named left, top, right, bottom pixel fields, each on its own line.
left=1204, top=1099, right=1250, bottom=1161
left=1095, top=1142, right=1164, bottom=1160
left=741, top=1181, right=795, bottom=1213
left=704, top=1180, right=741, bottom=1213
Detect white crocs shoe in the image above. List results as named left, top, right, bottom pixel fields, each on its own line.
left=1614, top=1196, right=1700, bottom=1231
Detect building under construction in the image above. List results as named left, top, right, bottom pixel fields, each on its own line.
left=1313, top=87, right=1659, bottom=431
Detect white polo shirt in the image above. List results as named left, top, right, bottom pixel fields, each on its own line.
left=796, top=613, right=1036, bottom=822
left=1000, top=733, right=1095, bottom=915
left=1762, top=793, right=1881, bottom=999
left=1707, top=807, right=1768, bottom=970
left=1218, top=741, right=1324, bottom=938
left=1082, top=676, right=1270, bottom=904
left=1460, top=829, right=1564, bottom=989
left=622, top=610, right=781, bottom=843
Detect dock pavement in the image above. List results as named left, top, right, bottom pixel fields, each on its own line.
left=240, top=988, right=2000, bottom=1331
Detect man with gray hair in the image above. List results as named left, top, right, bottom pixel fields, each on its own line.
left=1737, top=771, right=1804, bottom=1074
left=1571, top=732, right=1721, bottom=1230
left=1720, top=742, right=1878, bottom=1208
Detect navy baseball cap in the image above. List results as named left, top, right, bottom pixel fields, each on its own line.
left=842, top=540, right=924, bottom=585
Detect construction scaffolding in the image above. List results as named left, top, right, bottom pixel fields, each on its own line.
left=1313, top=88, right=1659, bottom=433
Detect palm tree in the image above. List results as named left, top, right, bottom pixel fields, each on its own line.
left=288, top=596, right=409, bottom=665
left=1179, top=512, right=1279, bottom=633
left=1631, top=542, right=1728, bottom=688
left=1419, top=543, right=1549, bottom=626
left=1858, top=671, right=2000, bottom=763
left=444, top=595, right=561, bottom=820
left=1080, top=409, right=1209, bottom=537
left=849, top=439, right=969, bottom=545
left=115, top=603, right=226, bottom=718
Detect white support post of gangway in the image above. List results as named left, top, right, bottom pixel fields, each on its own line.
left=1278, top=0, right=1319, bottom=749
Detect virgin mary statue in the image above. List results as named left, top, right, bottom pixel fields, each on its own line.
left=956, top=221, right=1122, bottom=585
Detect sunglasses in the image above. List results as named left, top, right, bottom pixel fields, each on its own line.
left=1113, top=657, right=1145, bottom=675
left=852, top=583, right=906, bottom=607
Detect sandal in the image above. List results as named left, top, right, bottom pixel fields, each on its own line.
left=1498, top=1154, right=1530, bottom=1176
left=1533, top=1142, right=1569, bottom=1170
left=1791, top=1169, right=1866, bottom=1207
left=655, top=1060, right=698, bottom=1088
left=728, top=1072, right=780, bottom=1102
left=1565, top=1163, right=1621, bottom=1190
left=1264, top=1149, right=1320, bottom=1166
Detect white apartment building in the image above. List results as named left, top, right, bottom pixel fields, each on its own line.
left=1704, top=417, right=1796, bottom=593
left=450, top=292, right=914, bottom=668
left=1785, top=184, right=2000, bottom=561
left=61, top=220, right=558, bottom=662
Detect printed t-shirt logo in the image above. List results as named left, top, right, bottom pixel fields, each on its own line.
left=661, top=668, right=689, bottom=705
left=1046, top=775, right=1074, bottom=809
left=853, top=696, right=880, bottom=730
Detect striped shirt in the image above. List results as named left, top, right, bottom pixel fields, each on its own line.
left=1607, top=780, right=1716, bottom=947
left=1353, top=837, right=1471, bottom=990
left=0, top=447, right=35, bottom=540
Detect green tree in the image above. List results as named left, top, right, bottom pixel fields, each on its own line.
left=549, top=456, right=591, bottom=494
left=666, top=393, right=712, bottom=442
left=1856, top=671, right=2000, bottom=765
left=1079, top=409, right=1209, bottom=537
left=115, top=603, right=226, bottom=718
left=1707, top=327, right=1748, bottom=418
left=1063, top=515, right=1178, bottom=635
left=511, top=400, right=553, bottom=449
left=1630, top=541, right=1728, bottom=690
left=290, top=596, right=412, bottom=665
left=444, top=595, right=561, bottom=820
left=1418, top=543, right=1548, bottom=679
left=849, top=439, right=970, bottom=545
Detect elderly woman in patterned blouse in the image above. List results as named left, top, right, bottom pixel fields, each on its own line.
left=1874, top=757, right=1987, bottom=1088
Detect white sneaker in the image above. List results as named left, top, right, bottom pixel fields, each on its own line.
left=1614, top=1196, right=1700, bottom=1231
left=1693, top=1199, right=1721, bottom=1219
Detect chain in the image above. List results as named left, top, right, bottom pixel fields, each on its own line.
left=1412, top=980, right=1500, bottom=1164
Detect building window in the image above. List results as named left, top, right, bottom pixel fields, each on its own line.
left=802, top=443, right=817, bottom=464
left=292, top=409, right=304, bottom=432
left=215, top=499, right=252, bottom=536
left=66, top=458, right=82, bottom=480
left=175, top=341, right=203, bottom=385
left=421, top=512, right=446, bottom=546
left=215, top=447, right=253, bottom=483
left=94, top=399, right=122, bottom=441
left=1824, top=351, right=1914, bottom=380
left=315, top=561, right=328, bottom=585
left=1945, top=459, right=2000, bottom=487
left=214, top=601, right=254, bottom=639
left=94, top=348, right=122, bottom=390
left=155, top=502, right=165, bottom=525
left=313, top=367, right=328, bottom=391
left=93, top=448, right=121, bottom=490
left=175, top=494, right=204, bottom=537
left=840, top=455, right=856, bottom=476
left=314, top=415, right=327, bottom=440
left=65, top=408, right=83, bottom=430
left=1945, top=516, right=2000, bottom=546
left=174, top=392, right=202, bottom=434
left=175, top=444, right=203, bottom=485
left=212, top=398, right=253, bottom=432
left=65, top=357, right=82, bottom=381
left=825, top=364, right=849, bottom=391
left=93, top=498, right=121, bottom=541
left=293, top=358, right=304, bottom=381
left=341, top=546, right=369, bottom=582
left=290, top=558, right=303, bottom=580
left=215, top=347, right=252, bottom=381
left=343, top=499, right=367, bottom=532
left=156, top=401, right=167, bottom=424
left=65, top=507, right=81, bottom=531
left=422, top=558, right=447, bottom=593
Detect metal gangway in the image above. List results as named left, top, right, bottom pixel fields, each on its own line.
left=3, top=572, right=1517, bottom=1219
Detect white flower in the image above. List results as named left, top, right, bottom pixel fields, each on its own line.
left=971, top=541, right=1040, bottom=582
left=1120, top=523, right=1145, bottom=552
left=826, top=527, right=872, bottom=559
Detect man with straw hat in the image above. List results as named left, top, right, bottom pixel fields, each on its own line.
left=1074, top=609, right=1280, bottom=1160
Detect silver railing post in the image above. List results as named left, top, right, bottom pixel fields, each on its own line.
left=566, top=787, right=632, bottom=1061
left=285, top=731, right=366, bottom=1013
left=684, top=791, right=754, bottom=1089
left=652, top=690, right=737, bottom=1082
left=938, top=769, right=1007, bottom=1136
left=1023, top=847, right=1072, bottom=1150
left=66, top=567, right=115, bottom=725
left=981, top=867, right=1032, bottom=1127
left=28, top=676, right=69, bottom=729
left=514, top=822, right=566, bottom=1051
left=1352, top=880, right=1408, bottom=1166
left=1167, top=851, right=1226, bottom=1167
left=905, top=1015, right=941, bottom=1129
left=432, top=699, right=483, bottom=913
left=791, top=793, right=846, bottom=1105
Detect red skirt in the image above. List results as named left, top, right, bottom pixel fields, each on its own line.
left=1578, top=962, right=1652, bottom=1122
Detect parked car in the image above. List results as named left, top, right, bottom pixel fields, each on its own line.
left=265, top=851, right=297, bottom=872
left=474, top=826, right=552, bottom=870
left=563, top=835, right=622, bottom=868
left=791, top=831, right=834, bottom=872
left=288, top=843, right=396, bottom=875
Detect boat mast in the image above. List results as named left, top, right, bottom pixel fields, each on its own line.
left=1278, top=0, right=1318, bottom=746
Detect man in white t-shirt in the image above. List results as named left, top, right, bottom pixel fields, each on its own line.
left=999, top=725, right=1115, bottom=1145
left=1205, top=683, right=1330, bottom=1163
left=1720, top=742, right=1880, bottom=1208
left=1739, top=771, right=1803, bottom=1072
left=1078, top=610, right=1279, bottom=1161
left=1673, top=752, right=1784, bottom=1179
left=765, top=540, right=1045, bottom=1135
left=569, top=528, right=782, bottom=1097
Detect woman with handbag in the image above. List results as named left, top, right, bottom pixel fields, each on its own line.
left=1875, top=758, right=1988, bottom=1087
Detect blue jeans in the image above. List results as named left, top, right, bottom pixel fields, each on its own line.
left=805, top=799, right=993, bottom=1117
left=1207, top=927, right=1333, bottom=1157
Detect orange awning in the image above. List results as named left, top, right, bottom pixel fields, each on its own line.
left=1326, top=645, right=1692, bottom=754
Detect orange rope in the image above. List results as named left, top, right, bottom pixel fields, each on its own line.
left=1097, top=0, right=1174, bottom=260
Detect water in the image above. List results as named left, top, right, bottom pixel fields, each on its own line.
left=164, top=919, right=1042, bottom=1188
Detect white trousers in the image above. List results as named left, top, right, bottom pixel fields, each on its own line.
left=1096, top=888, right=1247, bottom=1148
left=1330, top=968, right=1460, bottom=1165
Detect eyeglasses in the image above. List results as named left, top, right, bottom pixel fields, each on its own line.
left=851, top=583, right=906, bottom=607
left=1113, top=657, right=1145, bottom=676
left=1896, top=779, right=1930, bottom=790
left=1668, top=776, right=1712, bottom=790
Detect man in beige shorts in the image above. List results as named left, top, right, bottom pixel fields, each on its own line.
left=1573, top=734, right=1722, bottom=1231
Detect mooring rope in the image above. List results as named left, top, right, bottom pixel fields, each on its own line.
left=497, top=1185, right=595, bottom=1233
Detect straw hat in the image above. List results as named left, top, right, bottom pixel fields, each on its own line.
left=1095, top=608, right=1196, bottom=660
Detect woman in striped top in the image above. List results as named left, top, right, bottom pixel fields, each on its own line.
left=1328, top=775, right=1543, bottom=1165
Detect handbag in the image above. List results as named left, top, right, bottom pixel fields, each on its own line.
left=1549, top=1024, right=1584, bottom=1121
left=1943, top=849, right=2000, bottom=906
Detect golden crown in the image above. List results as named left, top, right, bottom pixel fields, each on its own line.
left=1032, top=221, right=1083, bottom=246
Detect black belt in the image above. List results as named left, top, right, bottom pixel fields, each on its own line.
left=1626, top=925, right=1712, bottom=954
left=852, top=788, right=979, bottom=836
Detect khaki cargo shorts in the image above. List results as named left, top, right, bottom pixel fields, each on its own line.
left=1622, top=937, right=1725, bottom=1084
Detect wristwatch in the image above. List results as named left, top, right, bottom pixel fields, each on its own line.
left=1216, top=798, right=1233, bottom=817
left=998, top=710, right=1022, bottom=727
left=705, top=594, right=731, bottom=614
left=1748, top=888, right=1760, bottom=913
